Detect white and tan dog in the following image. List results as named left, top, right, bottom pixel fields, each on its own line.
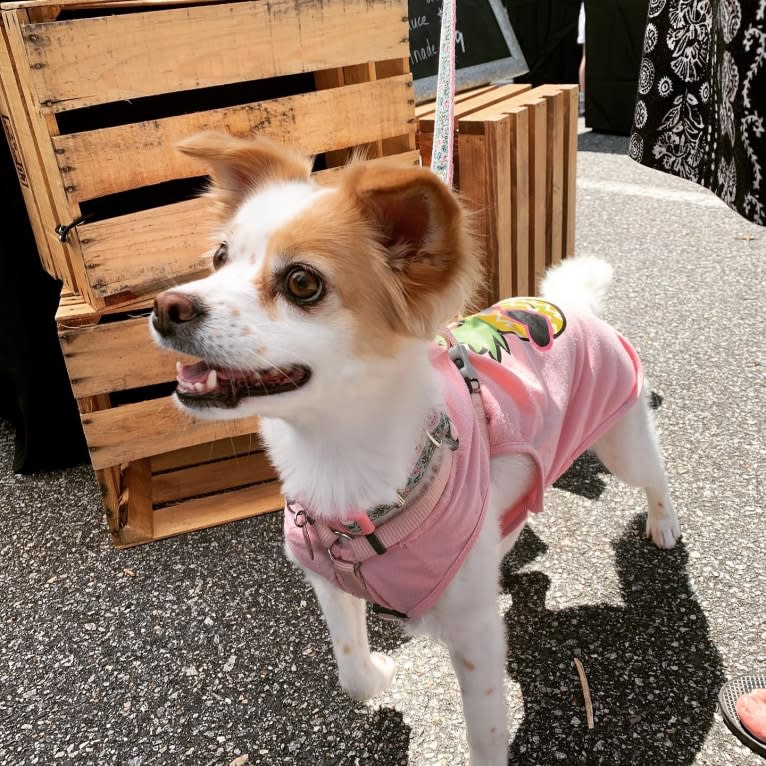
left=150, top=132, right=680, bottom=766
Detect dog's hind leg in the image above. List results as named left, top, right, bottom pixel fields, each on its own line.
left=592, top=393, right=680, bottom=549
left=304, top=569, right=396, bottom=701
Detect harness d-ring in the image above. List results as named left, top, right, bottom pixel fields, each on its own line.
left=327, top=528, right=353, bottom=564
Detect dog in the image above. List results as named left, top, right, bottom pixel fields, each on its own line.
left=150, top=132, right=681, bottom=766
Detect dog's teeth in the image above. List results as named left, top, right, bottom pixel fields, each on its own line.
left=194, top=382, right=204, bottom=392
left=176, top=361, right=182, bottom=376
left=206, top=369, right=217, bottom=391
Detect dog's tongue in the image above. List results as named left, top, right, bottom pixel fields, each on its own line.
left=177, top=360, right=211, bottom=384
left=176, top=360, right=221, bottom=395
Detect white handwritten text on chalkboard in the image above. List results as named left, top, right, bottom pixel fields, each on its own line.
left=409, top=30, right=466, bottom=67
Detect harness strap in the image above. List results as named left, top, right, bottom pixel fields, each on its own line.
left=288, top=343, right=489, bottom=619
left=313, top=443, right=455, bottom=563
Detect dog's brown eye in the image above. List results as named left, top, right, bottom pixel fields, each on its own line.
left=212, top=243, right=228, bottom=270
left=284, top=266, right=324, bottom=305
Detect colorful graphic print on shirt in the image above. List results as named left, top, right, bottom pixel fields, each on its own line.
left=445, top=297, right=567, bottom=362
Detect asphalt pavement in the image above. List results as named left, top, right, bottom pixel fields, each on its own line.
left=1, top=127, right=764, bottom=766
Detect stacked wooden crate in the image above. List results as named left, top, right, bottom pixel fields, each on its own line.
left=417, top=83, right=579, bottom=307
left=0, top=0, right=417, bottom=545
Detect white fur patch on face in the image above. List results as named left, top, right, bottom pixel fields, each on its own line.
left=225, top=181, right=326, bottom=266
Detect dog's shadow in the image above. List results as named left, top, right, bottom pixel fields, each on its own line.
left=552, top=450, right=610, bottom=500
left=501, top=517, right=724, bottom=765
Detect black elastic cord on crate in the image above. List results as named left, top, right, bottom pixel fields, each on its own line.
left=55, top=214, right=88, bottom=243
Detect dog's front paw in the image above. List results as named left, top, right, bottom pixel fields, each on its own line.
left=341, top=652, right=396, bottom=702
left=646, top=509, right=681, bottom=549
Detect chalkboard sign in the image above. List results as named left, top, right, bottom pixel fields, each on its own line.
left=409, top=0, right=528, bottom=101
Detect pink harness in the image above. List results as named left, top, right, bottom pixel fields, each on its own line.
left=285, top=298, right=642, bottom=619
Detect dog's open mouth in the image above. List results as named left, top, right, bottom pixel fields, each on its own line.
left=175, top=360, right=312, bottom=408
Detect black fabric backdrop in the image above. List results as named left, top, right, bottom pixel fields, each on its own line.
left=504, top=0, right=582, bottom=86
left=629, top=0, right=766, bottom=226
left=0, top=131, right=88, bottom=473
left=585, top=0, right=650, bottom=134
left=504, top=0, right=649, bottom=134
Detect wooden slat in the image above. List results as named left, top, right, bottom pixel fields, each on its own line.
left=56, top=292, right=101, bottom=326
left=0, top=15, right=66, bottom=280
left=3, top=0, right=219, bottom=9
left=314, top=62, right=382, bottom=168
left=536, top=84, right=578, bottom=259
left=20, top=0, right=409, bottom=112
left=376, top=58, right=418, bottom=156
left=78, top=197, right=216, bottom=300
left=417, top=84, right=531, bottom=172
left=342, top=63, right=383, bottom=160
left=313, top=65, right=351, bottom=168
left=526, top=99, right=548, bottom=295
left=80, top=393, right=122, bottom=532
left=2, top=10, right=95, bottom=303
left=507, top=106, right=530, bottom=298
left=152, top=451, right=276, bottom=505
left=417, top=83, right=531, bottom=132
left=82, top=395, right=262, bottom=470
left=23, top=4, right=59, bottom=22
left=136, top=481, right=282, bottom=546
left=59, top=314, right=193, bottom=397
left=472, top=87, right=576, bottom=291
left=124, top=458, right=154, bottom=539
left=151, top=434, right=263, bottom=473
left=53, top=75, right=415, bottom=203
left=57, top=289, right=154, bottom=323
left=114, top=480, right=283, bottom=547
left=457, top=113, right=511, bottom=309
left=564, top=86, right=578, bottom=259
left=542, top=89, right=565, bottom=268
left=414, top=84, right=496, bottom=118
left=471, top=94, right=548, bottom=296
left=95, top=465, right=122, bottom=533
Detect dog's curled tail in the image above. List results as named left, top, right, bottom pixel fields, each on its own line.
left=540, top=255, right=614, bottom=316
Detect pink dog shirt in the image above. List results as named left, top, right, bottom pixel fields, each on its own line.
left=285, top=298, right=642, bottom=618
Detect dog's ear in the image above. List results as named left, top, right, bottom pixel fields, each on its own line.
left=347, top=163, right=460, bottom=264
left=177, top=131, right=312, bottom=216
left=344, top=162, right=481, bottom=335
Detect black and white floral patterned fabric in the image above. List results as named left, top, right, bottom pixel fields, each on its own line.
left=630, top=0, right=766, bottom=225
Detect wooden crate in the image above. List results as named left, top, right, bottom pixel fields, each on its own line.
left=58, top=297, right=282, bottom=547
left=0, top=0, right=420, bottom=544
left=417, top=84, right=579, bottom=305
left=0, top=0, right=416, bottom=314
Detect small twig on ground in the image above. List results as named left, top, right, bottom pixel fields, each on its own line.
left=573, top=657, right=594, bottom=729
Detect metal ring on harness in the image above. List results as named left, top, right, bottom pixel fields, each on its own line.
left=327, top=529, right=353, bottom=564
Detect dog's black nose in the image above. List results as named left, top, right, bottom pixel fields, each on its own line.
left=152, top=291, right=204, bottom=336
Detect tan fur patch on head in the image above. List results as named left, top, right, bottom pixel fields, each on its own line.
left=177, top=131, right=312, bottom=219
left=262, top=159, right=482, bottom=351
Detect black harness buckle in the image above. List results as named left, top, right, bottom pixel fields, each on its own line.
left=448, top=343, right=481, bottom=394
